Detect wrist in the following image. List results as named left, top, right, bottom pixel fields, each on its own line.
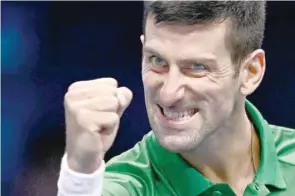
left=67, top=155, right=103, bottom=174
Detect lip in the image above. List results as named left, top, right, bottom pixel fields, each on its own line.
left=155, top=105, right=198, bottom=129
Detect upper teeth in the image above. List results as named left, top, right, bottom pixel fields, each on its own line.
left=163, top=109, right=196, bottom=121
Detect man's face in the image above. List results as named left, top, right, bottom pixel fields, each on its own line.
left=141, top=15, right=245, bottom=153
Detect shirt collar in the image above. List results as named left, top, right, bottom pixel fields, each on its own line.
left=245, top=100, right=286, bottom=190
left=149, top=134, right=213, bottom=196
left=148, top=100, right=286, bottom=196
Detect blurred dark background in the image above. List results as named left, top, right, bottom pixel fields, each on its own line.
left=1, top=1, right=295, bottom=196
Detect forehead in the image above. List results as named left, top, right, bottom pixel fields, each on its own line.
left=144, top=14, right=231, bottom=61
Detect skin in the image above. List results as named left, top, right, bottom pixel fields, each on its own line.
left=141, top=14, right=265, bottom=195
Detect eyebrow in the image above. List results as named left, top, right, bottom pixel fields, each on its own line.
left=142, top=46, right=165, bottom=58
left=143, top=45, right=218, bottom=66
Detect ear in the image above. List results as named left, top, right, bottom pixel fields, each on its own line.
left=240, top=49, right=266, bottom=96
left=140, top=35, right=145, bottom=45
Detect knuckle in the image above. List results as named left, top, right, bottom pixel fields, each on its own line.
left=107, top=78, right=118, bottom=87
left=64, top=92, right=72, bottom=104
left=64, top=95, right=73, bottom=112
left=108, top=96, right=119, bottom=109
left=109, top=112, right=119, bottom=122
left=126, top=88, right=133, bottom=98
left=68, top=81, right=82, bottom=91
left=109, top=86, right=118, bottom=94
left=64, top=92, right=79, bottom=112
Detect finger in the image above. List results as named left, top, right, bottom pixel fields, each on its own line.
left=117, top=87, right=133, bottom=117
left=65, top=86, right=117, bottom=100
left=68, top=78, right=118, bottom=91
left=77, top=109, right=119, bottom=133
left=74, top=96, right=119, bottom=112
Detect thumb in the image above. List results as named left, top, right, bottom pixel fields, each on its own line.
left=117, top=87, right=133, bottom=117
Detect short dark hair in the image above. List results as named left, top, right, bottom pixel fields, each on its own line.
left=143, top=1, right=266, bottom=71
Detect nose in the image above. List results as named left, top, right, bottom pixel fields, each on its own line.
left=159, top=67, right=185, bottom=107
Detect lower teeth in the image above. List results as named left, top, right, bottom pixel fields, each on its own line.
left=168, top=115, right=192, bottom=121
left=160, top=106, right=197, bottom=121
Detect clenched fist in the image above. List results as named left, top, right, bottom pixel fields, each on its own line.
left=64, top=78, right=133, bottom=173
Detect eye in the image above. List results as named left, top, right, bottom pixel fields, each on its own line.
left=149, top=55, right=167, bottom=67
left=146, top=55, right=168, bottom=73
left=190, top=63, right=206, bottom=71
left=183, top=63, right=208, bottom=78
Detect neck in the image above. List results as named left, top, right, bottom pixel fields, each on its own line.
left=180, top=101, right=260, bottom=193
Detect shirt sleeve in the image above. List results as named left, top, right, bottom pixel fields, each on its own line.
left=57, top=153, right=105, bottom=196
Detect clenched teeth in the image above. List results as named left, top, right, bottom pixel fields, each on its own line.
left=163, top=108, right=197, bottom=121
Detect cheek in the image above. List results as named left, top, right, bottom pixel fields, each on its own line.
left=202, top=76, right=236, bottom=100
left=190, top=79, right=236, bottom=117
left=207, top=85, right=237, bottom=121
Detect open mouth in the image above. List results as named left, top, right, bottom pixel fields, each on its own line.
left=158, top=105, right=198, bottom=121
